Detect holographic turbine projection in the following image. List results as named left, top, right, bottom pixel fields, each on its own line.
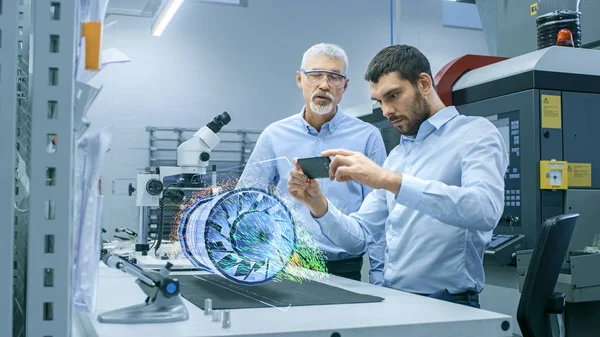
left=179, top=187, right=298, bottom=284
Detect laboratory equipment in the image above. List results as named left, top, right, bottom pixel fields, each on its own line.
left=204, top=298, right=212, bottom=315
left=444, top=46, right=600, bottom=257
left=129, top=112, right=231, bottom=253
left=435, top=45, right=600, bottom=337
left=222, top=310, right=231, bottom=328
left=132, top=111, right=231, bottom=208
left=212, top=310, right=222, bottom=322
left=97, top=254, right=189, bottom=324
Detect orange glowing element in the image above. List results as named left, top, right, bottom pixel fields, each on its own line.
left=556, top=29, right=574, bottom=47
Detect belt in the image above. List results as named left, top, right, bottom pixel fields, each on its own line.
left=448, top=290, right=479, bottom=302
left=325, top=256, right=363, bottom=272
left=416, top=289, right=480, bottom=301
left=326, top=256, right=363, bottom=264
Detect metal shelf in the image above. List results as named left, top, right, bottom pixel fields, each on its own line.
left=13, top=2, right=32, bottom=337
left=145, top=126, right=261, bottom=171
left=2, top=1, right=262, bottom=335
left=0, top=0, right=21, bottom=335
left=26, top=1, right=79, bottom=337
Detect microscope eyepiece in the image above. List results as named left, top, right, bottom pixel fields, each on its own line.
left=207, top=112, right=231, bottom=133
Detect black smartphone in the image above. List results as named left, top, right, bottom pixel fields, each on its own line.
left=297, top=156, right=331, bottom=179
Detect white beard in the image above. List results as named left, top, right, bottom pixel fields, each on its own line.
left=309, top=101, right=334, bottom=115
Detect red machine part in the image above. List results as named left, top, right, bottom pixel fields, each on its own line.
left=434, top=54, right=508, bottom=106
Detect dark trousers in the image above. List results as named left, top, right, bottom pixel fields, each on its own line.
left=326, top=256, right=363, bottom=281
left=425, top=289, right=480, bottom=308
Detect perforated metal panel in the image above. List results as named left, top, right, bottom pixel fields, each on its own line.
left=0, top=0, right=19, bottom=336
left=13, top=1, right=31, bottom=336
left=27, top=1, right=78, bottom=336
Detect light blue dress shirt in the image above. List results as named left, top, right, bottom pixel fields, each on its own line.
left=314, top=106, right=509, bottom=294
left=238, top=105, right=388, bottom=284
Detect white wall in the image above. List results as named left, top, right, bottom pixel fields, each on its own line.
left=89, top=0, right=392, bottom=236
left=393, top=0, right=489, bottom=75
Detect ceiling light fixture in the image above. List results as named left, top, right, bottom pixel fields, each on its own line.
left=151, top=0, right=184, bottom=37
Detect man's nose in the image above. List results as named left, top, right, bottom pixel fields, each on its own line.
left=381, top=103, right=394, bottom=117
left=318, top=78, right=330, bottom=90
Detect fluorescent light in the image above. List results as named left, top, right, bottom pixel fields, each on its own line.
left=151, top=0, right=184, bottom=37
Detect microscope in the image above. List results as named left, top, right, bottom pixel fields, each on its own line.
left=131, top=112, right=231, bottom=207
left=128, top=112, right=231, bottom=255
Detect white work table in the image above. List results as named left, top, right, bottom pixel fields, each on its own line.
left=74, top=262, right=513, bottom=337
left=135, top=253, right=196, bottom=270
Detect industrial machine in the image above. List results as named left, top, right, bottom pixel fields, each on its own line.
left=435, top=46, right=600, bottom=337
left=442, top=46, right=600, bottom=260
left=128, top=112, right=231, bottom=255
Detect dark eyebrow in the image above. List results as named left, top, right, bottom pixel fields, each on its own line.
left=384, top=88, right=401, bottom=97
left=371, top=87, right=402, bottom=101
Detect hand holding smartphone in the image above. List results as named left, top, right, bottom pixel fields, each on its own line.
left=296, top=156, right=331, bottom=179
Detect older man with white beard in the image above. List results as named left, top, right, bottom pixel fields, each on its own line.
left=237, top=43, right=387, bottom=283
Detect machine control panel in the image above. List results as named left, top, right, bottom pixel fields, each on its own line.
left=490, top=111, right=522, bottom=227
left=485, top=234, right=525, bottom=266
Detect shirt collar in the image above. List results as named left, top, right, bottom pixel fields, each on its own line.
left=427, top=105, right=459, bottom=130
left=400, top=106, right=459, bottom=144
left=298, top=105, right=345, bottom=135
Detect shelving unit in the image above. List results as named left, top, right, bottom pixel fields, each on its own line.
left=0, top=0, right=20, bottom=336
left=13, top=1, right=32, bottom=336
left=0, top=1, right=81, bottom=337
left=3, top=2, right=266, bottom=332
left=146, top=126, right=261, bottom=173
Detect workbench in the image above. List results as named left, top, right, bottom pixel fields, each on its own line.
left=73, top=260, right=513, bottom=337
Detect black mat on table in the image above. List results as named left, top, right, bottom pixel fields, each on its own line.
left=176, top=274, right=384, bottom=310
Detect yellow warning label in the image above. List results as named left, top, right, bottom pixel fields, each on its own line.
left=531, top=3, right=538, bottom=16
left=568, top=163, right=592, bottom=187
left=541, top=94, right=561, bottom=129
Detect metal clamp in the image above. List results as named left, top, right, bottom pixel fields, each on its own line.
left=97, top=254, right=189, bottom=324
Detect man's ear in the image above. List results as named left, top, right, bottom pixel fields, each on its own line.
left=342, top=78, right=349, bottom=93
left=418, top=73, right=433, bottom=95
left=296, top=71, right=303, bottom=89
